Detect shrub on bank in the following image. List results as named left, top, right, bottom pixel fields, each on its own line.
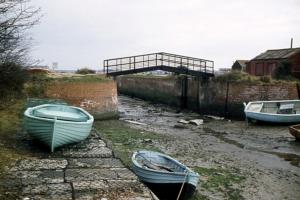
left=215, top=71, right=259, bottom=82
left=24, top=73, right=52, bottom=97
left=76, top=68, right=96, bottom=74
left=272, top=61, right=297, bottom=81
left=259, top=76, right=272, bottom=83
left=0, top=62, right=28, bottom=98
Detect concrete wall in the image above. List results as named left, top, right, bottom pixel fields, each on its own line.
left=45, top=81, right=118, bottom=120
left=117, top=76, right=299, bottom=119
left=117, top=76, right=183, bottom=107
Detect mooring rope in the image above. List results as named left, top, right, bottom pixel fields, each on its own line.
left=176, top=172, right=189, bottom=200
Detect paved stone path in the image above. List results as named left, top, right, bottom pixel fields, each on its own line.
left=3, top=130, right=154, bottom=200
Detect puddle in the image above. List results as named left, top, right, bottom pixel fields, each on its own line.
left=203, top=127, right=300, bottom=167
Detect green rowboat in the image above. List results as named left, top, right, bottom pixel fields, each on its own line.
left=24, top=104, right=94, bottom=152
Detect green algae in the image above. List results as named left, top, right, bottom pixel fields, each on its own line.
left=94, top=120, right=166, bottom=167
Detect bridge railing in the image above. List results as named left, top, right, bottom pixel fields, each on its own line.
left=104, top=52, right=214, bottom=75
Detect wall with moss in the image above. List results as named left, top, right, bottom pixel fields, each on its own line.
left=117, top=76, right=299, bottom=119
left=117, top=76, right=183, bottom=107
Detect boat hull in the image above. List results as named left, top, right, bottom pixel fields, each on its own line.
left=245, top=111, right=300, bottom=123
left=289, top=125, right=300, bottom=140
left=24, top=104, right=94, bottom=152
left=142, top=182, right=196, bottom=200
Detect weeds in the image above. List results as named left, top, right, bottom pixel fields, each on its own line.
left=194, top=167, right=245, bottom=200
left=0, top=98, right=27, bottom=174
left=94, top=120, right=166, bottom=167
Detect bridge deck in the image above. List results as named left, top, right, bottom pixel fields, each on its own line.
left=104, top=52, right=214, bottom=77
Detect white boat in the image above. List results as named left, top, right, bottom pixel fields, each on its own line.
left=24, top=104, right=94, bottom=152
left=244, top=100, right=300, bottom=123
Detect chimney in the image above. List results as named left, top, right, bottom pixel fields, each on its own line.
left=291, top=38, right=293, bottom=48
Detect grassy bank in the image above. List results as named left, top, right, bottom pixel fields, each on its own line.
left=194, top=167, right=245, bottom=200
left=0, top=99, right=27, bottom=172
left=0, top=98, right=29, bottom=199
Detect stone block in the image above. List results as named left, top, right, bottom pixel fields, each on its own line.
left=112, top=168, right=137, bottom=180
left=22, top=183, right=72, bottom=196
left=67, top=158, right=123, bottom=169
left=62, top=146, right=112, bottom=158
left=65, top=169, right=118, bottom=182
left=19, top=170, right=64, bottom=185
left=10, top=159, right=67, bottom=171
left=72, top=180, right=108, bottom=192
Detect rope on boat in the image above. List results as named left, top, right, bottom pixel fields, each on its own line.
left=176, top=172, right=189, bottom=200
left=137, top=154, right=175, bottom=172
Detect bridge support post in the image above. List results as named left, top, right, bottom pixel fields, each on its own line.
left=180, top=75, right=188, bottom=109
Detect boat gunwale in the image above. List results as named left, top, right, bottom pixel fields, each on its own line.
left=132, top=150, right=199, bottom=177
left=24, top=104, right=94, bottom=124
left=244, top=100, right=300, bottom=117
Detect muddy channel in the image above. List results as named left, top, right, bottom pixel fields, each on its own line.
left=118, top=95, right=300, bottom=200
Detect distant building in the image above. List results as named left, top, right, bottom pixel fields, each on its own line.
left=215, top=68, right=231, bottom=76
left=246, top=48, right=300, bottom=77
left=26, top=65, right=50, bottom=74
left=27, top=65, right=49, bottom=70
left=231, top=60, right=248, bottom=71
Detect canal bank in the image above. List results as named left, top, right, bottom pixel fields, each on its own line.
left=0, top=74, right=154, bottom=199
left=1, top=128, right=155, bottom=199
left=117, top=75, right=299, bottom=119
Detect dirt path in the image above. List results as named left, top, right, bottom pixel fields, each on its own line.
left=118, top=95, right=300, bottom=200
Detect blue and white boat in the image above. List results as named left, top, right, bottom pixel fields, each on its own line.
left=244, top=100, right=300, bottom=123
left=24, top=104, right=94, bottom=152
left=132, top=150, right=199, bottom=200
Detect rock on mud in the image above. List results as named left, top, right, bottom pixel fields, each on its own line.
left=178, top=119, right=189, bottom=124
left=189, top=119, right=204, bottom=126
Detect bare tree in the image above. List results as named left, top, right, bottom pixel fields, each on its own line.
left=0, top=0, right=41, bottom=65
left=0, top=0, right=41, bottom=98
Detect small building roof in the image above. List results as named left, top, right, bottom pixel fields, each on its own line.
left=252, top=47, right=300, bottom=60
left=235, top=60, right=248, bottom=68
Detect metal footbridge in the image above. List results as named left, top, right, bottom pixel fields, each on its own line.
left=104, top=52, right=214, bottom=78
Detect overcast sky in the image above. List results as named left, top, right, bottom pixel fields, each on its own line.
left=30, top=0, right=300, bottom=70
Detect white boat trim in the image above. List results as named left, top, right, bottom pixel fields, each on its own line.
left=244, top=100, right=300, bottom=123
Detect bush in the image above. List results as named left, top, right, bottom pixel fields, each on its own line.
left=215, top=71, right=258, bottom=82
left=76, top=68, right=96, bottom=75
left=0, top=62, right=28, bottom=98
left=24, top=73, right=52, bottom=97
left=259, top=76, right=272, bottom=83
left=272, top=61, right=294, bottom=80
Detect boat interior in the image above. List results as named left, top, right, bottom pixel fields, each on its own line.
left=136, top=152, right=186, bottom=173
left=32, top=105, right=89, bottom=122
left=247, top=101, right=300, bottom=114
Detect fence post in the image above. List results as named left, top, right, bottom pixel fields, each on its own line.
left=224, top=81, right=229, bottom=118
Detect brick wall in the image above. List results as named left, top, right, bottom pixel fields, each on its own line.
left=199, top=81, right=299, bottom=118
left=45, top=81, right=118, bottom=120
